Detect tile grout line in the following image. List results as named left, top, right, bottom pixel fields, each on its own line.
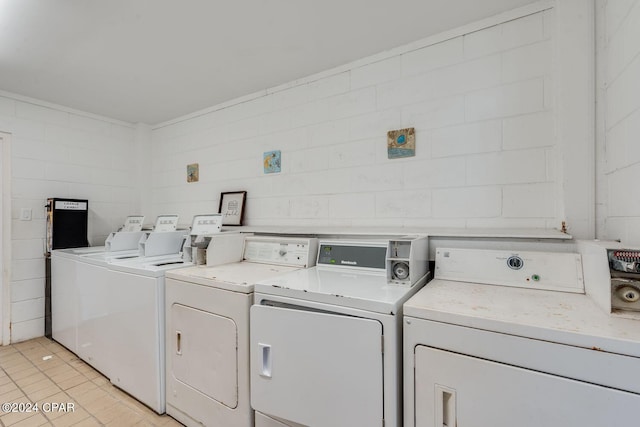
left=30, top=340, right=121, bottom=427
left=1, top=339, right=182, bottom=427
left=0, top=346, right=46, bottom=426
left=3, top=340, right=102, bottom=426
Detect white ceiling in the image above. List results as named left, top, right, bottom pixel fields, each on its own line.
left=0, top=0, right=539, bottom=125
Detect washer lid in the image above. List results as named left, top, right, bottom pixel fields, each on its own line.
left=76, top=249, right=141, bottom=266
left=52, top=246, right=106, bottom=259
left=108, top=254, right=191, bottom=277
left=254, top=267, right=428, bottom=314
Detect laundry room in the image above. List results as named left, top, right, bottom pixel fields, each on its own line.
left=0, top=0, right=639, bottom=426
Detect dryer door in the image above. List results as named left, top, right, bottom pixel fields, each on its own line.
left=251, top=304, right=384, bottom=427
left=415, top=345, right=640, bottom=427
left=170, top=303, right=238, bottom=408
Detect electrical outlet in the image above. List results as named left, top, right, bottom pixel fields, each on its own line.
left=20, top=208, right=32, bottom=221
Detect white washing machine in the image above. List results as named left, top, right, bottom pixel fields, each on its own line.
left=250, top=237, right=429, bottom=427
left=106, top=252, right=194, bottom=414
left=51, top=245, right=107, bottom=353
left=164, top=235, right=318, bottom=427
left=95, top=214, right=222, bottom=413
left=73, top=229, right=187, bottom=380
left=403, top=245, right=640, bottom=427
left=51, top=214, right=174, bottom=360
left=51, top=226, right=148, bottom=355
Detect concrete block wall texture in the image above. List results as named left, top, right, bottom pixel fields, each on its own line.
left=150, top=8, right=560, bottom=230
left=0, top=95, right=139, bottom=341
left=602, top=0, right=640, bottom=246
left=4, top=0, right=639, bottom=342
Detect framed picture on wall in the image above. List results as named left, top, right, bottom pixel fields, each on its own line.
left=219, top=191, right=247, bottom=226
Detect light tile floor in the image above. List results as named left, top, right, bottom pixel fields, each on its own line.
left=0, top=337, right=183, bottom=427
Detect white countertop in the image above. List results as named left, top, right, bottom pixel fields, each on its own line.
left=255, top=267, right=428, bottom=314
left=404, top=279, right=640, bottom=358
left=166, top=262, right=303, bottom=293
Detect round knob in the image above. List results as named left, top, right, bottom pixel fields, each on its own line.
left=507, top=256, right=523, bottom=270
left=618, top=286, right=640, bottom=303
left=393, top=262, right=410, bottom=280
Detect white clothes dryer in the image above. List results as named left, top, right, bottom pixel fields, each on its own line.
left=403, top=245, right=640, bottom=427
left=164, top=235, right=318, bottom=427
left=250, top=237, right=429, bottom=427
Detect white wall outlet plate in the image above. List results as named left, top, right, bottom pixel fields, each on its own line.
left=20, top=208, right=32, bottom=221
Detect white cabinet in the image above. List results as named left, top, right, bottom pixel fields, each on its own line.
left=414, top=345, right=640, bottom=427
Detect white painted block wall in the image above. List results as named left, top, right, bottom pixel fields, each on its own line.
left=0, top=95, right=139, bottom=341
left=0, top=1, right=610, bottom=343
left=150, top=9, right=560, bottom=229
left=602, top=0, right=640, bottom=246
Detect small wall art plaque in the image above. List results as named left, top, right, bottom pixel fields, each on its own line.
left=187, top=163, right=199, bottom=182
left=387, top=128, right=415, bottom=159
left=263, top=150, right=281, bottom=174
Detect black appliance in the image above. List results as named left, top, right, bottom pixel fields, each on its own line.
left=45, top=198, right=89, bottom=254
left=45, top=198, right=89, bottom=338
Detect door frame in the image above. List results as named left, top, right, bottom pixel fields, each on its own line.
left=0, top=132, right=12, bottom=345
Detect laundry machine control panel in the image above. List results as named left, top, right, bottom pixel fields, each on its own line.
left=154, top=214, right=179, bottom=232
left=318, top=243, right=387, bottom=269
left=121, top=215, right=145, bottom=232
left=181, top=214, right=224, bottom=264
left=243, top=237, right=318, bottom=268
left=608, top=249, right=640, bottom=312
left=435, top=248, right=585, bottom=293
left=316, top=236, right=429, bottom=286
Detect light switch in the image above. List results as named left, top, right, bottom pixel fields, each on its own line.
left=20, top=208, right=32, bottom=221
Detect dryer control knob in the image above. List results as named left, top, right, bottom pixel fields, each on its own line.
left=392, top=261, right=410, bottom=280
left=619, top=286, right=640, bottom=303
